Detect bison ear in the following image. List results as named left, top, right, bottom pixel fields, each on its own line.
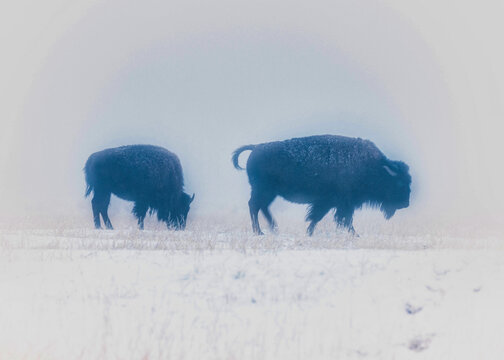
left=383, top=165, right=397, bottom=177
left=190, top=193, right=195, bottom=203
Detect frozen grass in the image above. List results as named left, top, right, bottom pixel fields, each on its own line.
left=1, top=209, right=502, bottom=251
left=0, top=212, right=503, bottom=359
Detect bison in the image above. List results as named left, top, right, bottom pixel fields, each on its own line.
left=232, top=135, right=411, bottom=236
left=84, top=145, right=194, bottom=230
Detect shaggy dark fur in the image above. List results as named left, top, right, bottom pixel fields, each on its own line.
left=84, top=145, right=194, bottom=230
left=232, top=135, right=411, bottom=236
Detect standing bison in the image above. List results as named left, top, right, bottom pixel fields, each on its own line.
left=232, top=135, right=411, bottom=236
left=84, top=145, right=194, bottom=230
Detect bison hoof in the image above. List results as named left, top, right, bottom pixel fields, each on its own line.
left=348, top=229, right=359, bottom=237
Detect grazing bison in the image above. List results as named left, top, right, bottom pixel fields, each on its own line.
left=232, top=135, right=411, bottom=236
left=84, top=145, right=194, bottom=230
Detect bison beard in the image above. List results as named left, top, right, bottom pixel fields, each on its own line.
left=232, top=135, right=411, bottom=236
left=84, top=145, right=194, bottom=230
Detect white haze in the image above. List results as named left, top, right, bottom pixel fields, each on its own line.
left=1, top=0, right=503, bottom=233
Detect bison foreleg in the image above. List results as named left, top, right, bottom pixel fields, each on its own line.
left=306, top=203, right=331, bottom=236
left=133, top=202, right=148, bottom=230
left=334, top=207, right=356, bottom=235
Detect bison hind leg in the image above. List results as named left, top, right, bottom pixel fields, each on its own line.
left=92, top=190, right=113, bottom=229
left=91, top=196, right=101, bottom=229
left=261, top=206, right=278, bottom=233
left=305, top=203, right=331, bottom=236
left=248, top=197, right=263, bottom=235
left=260, top=194, right=277, bottom=233
left=132, top=202, right=149, bottom=230
left=100, top=193, right=113, bottom=229
left=248, top=189, right=276, bottom=235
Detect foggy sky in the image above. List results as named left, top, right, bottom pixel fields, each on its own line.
left=1, top=0, right=503, bottom=227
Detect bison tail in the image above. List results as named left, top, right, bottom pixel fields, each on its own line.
left=85, top=184, right=93, bottom=198
left=84, top=168, right=94, bottom=197
left=83, top=158, right=95, bottom=197
left=232, top=145, right=256, bottom=170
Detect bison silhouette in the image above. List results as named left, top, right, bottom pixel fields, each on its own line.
left=232, top=135, right=411, bottom=236
left=84, top=145, right=194, bottom=230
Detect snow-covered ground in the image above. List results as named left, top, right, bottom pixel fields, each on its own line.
left=1, top=216, right=503, bottom=359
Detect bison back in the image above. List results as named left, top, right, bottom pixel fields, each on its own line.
left=85, top=145, right=184, bottom=202
left=245, top=135, right=386, bottom=201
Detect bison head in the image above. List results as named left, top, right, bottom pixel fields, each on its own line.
left=158, top=192, right=195, bottom=230
left=172, top=192, right=195, bottom=230
left=379, top=161, right=411, bottom=219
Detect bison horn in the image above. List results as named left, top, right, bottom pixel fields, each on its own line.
left=383, top=165, right=397, bottom=177
left=190, top=193, right=195, bottom=203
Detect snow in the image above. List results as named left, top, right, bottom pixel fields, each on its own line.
left=0, top=221, right=503, bottom=359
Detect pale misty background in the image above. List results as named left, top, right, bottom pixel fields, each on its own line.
left=1, top=0, right=503, bottom=232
